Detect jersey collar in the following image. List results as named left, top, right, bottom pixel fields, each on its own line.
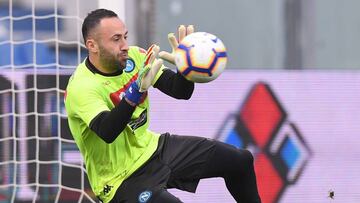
left=85, top=57, right=124, bottom=76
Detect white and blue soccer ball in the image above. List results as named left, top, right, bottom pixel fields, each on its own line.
left=175, top=32, right=228, bottom=83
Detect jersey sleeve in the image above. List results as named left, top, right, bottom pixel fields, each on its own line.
left=66, top=81, right=109, bottom=127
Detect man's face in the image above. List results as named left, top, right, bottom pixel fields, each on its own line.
left=94, top=17, right=129, bottom=69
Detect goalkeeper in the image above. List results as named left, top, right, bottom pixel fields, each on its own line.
left=65, top=9, right=261, bottom=203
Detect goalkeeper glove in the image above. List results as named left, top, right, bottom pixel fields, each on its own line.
left=125, top=45, right=163, bottom=105
left=159, top=25, right=194, bottom=65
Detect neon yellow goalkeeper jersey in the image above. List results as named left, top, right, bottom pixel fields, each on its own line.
left=65, top=46, right=164, bottom=203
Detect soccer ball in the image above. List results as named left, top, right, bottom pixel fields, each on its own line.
left=175, top=32, right=227, bottom=83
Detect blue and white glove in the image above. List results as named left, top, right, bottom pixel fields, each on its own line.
left=125, top=45, right=163, bottom=105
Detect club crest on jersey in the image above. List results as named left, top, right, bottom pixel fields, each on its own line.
left=124, top=58, right=135, bottom=73
left=138, top=190, right=152, bottom=203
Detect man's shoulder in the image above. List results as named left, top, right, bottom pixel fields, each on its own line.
left=66, top=62, right=98, bottom=93
left=128, top=46, right=147, bottom=61
left=127, top=46, right=147, bottom=69
left=129, top=46, right=147, bottom=55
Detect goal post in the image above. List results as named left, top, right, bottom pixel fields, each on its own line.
left=0, top=0, right=125, bottom=202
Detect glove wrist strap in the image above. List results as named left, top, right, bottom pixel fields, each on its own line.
left=124, top=82, right=143, bottom=105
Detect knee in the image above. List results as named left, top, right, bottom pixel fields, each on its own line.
left=213, top=142, right=255, bottom=172
left=242, top=149, right=254, bottom=166
left=234, top=149, right=254, bottom=169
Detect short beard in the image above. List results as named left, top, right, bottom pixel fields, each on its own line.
left=99, top=55, right=121, bottom=71
left=99, top=46, right=125, bottom=72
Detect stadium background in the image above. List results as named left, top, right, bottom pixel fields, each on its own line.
left=0, top=0, right=360, bottom=202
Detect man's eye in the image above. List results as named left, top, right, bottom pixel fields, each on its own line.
left=124, top=36, right=128, bottom=40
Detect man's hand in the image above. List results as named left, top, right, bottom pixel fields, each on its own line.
left=137, top=44, right=163, bottom=92
left=159, top=25, right=194, bottom=65
left=124, top=44, right=163, bottom=106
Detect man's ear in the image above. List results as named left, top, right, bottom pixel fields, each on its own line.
left=86, top=38, right=98, bottom=53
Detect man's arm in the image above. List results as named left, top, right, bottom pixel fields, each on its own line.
left=155, top=25, right=195, bottom=99
left=89, top=99, right=135, bottom=143
left=89, top=69, right=193, bottom=144
left=89, top=45, right=163, bottom=143
left=154, top=68, right=194, bottom=100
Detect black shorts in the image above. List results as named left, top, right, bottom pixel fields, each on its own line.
left=109, top=133, right=217, bottom=203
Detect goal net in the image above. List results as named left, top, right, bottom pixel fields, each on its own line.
left=0, top=0, right=105, bottom=202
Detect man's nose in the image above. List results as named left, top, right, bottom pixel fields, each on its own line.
left=121, top=40, right=129, bottom=51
